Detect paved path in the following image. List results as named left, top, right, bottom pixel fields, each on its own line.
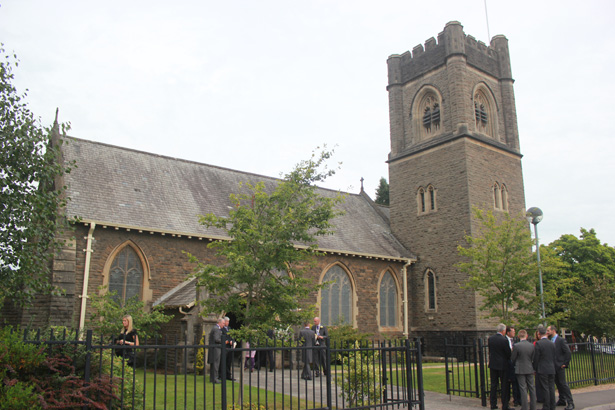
left=234, top=367, right=615, bottom=409
left=421, top=386, right=615, bottom=410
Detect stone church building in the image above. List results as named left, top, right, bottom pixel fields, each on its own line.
left=6, top=21, right=526, bottom=348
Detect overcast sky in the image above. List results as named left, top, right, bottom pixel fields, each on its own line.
left=1, top=0, right=613, bottom=246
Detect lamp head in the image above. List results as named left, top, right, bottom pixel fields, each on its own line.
left=526, top=207, right=543, bottom=225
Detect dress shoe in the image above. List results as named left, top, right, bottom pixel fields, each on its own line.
left=227, top=377, right=236, bottom=381
left=301, top=376, right=312, bottom=380
left=556, top=400, right=566, bottom=406
left=565, top=405, right=574, bottom=410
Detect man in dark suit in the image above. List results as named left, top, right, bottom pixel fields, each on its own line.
left=222, top=316, right=236, bottom=381
left=507, top=326, right=521, bottom=407
left=534, top=326, right=556, bottom=410
left=489, top=323, right=513, bottom=410
left=299, top=322, right=315, bottom=380
left=511, top=329, right=536, bottom=410
left=547, top=326, right=574, bottom=410
left=312, top=317, right=329, bottom=377
left=208, top=318, right=225, bottom=383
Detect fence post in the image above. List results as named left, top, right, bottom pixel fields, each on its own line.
left=84, top=330, right=92, bottom=384
left=414, top=338, right=425, bottom=410
left=221, top=333, right=228, bottom=409
left=589, top=339, right=598, bottom=386
left=477, top=338, right=487, bottom=407
left=326, top=337, right=332, bottom=410
left=444, top=338, right=450, bottom=395
left=381, top=341, right=388, bottom=404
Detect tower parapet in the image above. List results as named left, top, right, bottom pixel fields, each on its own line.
left=387, top=21, right=512, bottom=88
left=387, top=21, right=520, bottom=160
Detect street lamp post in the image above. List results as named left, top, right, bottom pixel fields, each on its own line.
left=526, top=207, right=546, bottom=325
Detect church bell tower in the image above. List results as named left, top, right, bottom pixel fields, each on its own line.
left=386, top=22, right=526, bottom=342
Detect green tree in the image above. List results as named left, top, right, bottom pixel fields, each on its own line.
left=374, top=177, right=389, bottom=206
left=87, top=287, right=172, bottom=338
left=541, top=228, right=615, bottom=336
left=0, top=47, right=73, bottom=309
left=457, top=208, right=537, bottom=325
left=190, top=149, right=344, bottom=333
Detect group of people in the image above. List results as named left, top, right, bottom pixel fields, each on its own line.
left=207, top=316, right=328, bottom=383
left=207, top=316, right=237, bottom=384
left=299, top=317, right=329, bottom=380
left=489, top=323, right=575, bottom=410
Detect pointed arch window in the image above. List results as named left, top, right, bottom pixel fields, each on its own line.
left=321, top=265, right=353, bottom=326
left=473, top=87, right=496, bottom=138
left=379, top=271, right=398, bottom=327
left=425, top=269, right=437, bottom=311
left=501, top=184, right=509, bottom=211
left=108, top=245, right=144, bottom=306
left=493, top=182, right=509, bottom=212
left=417, top=185, right=437, bottom=215
left=493, top=182, right=502, bottom=210
left=414, top=87, right=443, bottom=141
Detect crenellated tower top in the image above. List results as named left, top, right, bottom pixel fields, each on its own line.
left=386, top=21, right=519, bottom=160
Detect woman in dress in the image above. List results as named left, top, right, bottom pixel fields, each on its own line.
left=115, top=315, right=139, bottom=367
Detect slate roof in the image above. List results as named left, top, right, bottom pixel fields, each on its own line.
left=62, top=137, right=413, bottom=260
left=152, top=277, right=197, bottom=308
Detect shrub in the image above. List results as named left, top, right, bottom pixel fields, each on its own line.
left=89, top=349, right=144, bottom=410
left=336, top=341, right=382, bottom=407
left=328, top=323, right=371, bottom=349
left=88, top=287, right=172, bottom=339
left=0, top=326, right=127, bottom=410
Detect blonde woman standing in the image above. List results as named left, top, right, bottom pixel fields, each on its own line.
left=115, top=315, right=139, bottom=367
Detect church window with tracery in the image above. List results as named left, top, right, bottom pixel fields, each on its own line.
left=321, top=265, right=353, bottom=325
left=108, top=246, right=144, bottom=306
left=379, top=271, right=398, bottom=328
left=415, top=90, right=443, bottom=140
left=473, top=88, right=496, bottom=137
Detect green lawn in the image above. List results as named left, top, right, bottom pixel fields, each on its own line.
left=113, top=371, right=313, bottom=410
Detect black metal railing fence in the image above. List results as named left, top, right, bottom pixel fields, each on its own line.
left=445, top=337, right=615, bottom=407
left=13, top=328, right=425, bottom=410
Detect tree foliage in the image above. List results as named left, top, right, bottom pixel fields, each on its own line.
left=374, top=177, right=389, bottom=206
left=457, top=208, right=537, bottom=325
left=87, top=287, right=172, bottom=338
left=541, top=228, right=615, bottom=337
left=190, top=149, right=344, bottom=332
left=0, top=46, right=73, bottom=308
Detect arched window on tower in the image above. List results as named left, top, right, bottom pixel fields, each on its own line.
left=379, top=271, right=398, bottom=328
left=493, top=182, right=509, bottom=212
left=321, top=265, right=353, bottom=326
left=425, top=269, right=437, bottom=311
left=473, top=87, right=496, bottom=138
left=501, top=184, right=509, bottom=212
left=414, top=88, right=443, bottom=141
left=417, top=185, right=437, bottom=215
left=429, top=185, right=436, bottom=211
left=108, top=245, right=145, bottom=306
left=418, top=187, right=426, bottom=213
left=493, top=182, right=501, bottom=210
